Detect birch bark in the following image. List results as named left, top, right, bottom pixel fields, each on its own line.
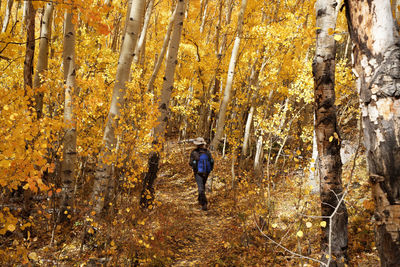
left=313, top=0, right=348, bottom=264
left=346, top=1, right=400, bottom=265
left=211, top=0, right=247, bottom=149
left=60, top=10, right=77, bottom=221
left=146, top=5, right=178, bottom=93
left=33, top=2, right=53, bottom=119
left=133, top=0, right=154, bottom=65
left=1, top=0, right=13, bottom=33
left=140, top=0, right=185, bottom=208
left=91, top=0, right=145, bottom=215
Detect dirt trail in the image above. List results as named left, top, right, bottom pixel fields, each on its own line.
left=153, top=161, right=234, bottom=266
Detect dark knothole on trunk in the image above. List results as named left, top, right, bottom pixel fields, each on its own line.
left=317, top=8, right=326, bottom=17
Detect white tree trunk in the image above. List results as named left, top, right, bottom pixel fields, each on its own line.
left=211, top=0, right=248, bottom=149
left=1, top=0, right=13, bottom=33
left=147, top=5, right=178, bottom=93
left=254, top=134, right=263, bottom=174
left=153, top=0, right=185, bottom=139
left=133, top=0, right=154, bottom=65
left=60, top=10, right=77, bottom=221
left=91, top=0, right=145, bottom=215
left=346, top=0, right=400, bottom=264
left=199, top=0, right=208, bottom=33
left=242, top=54, right=268, bottom=158
left=33, top=2, right=53, bottom=119
left=140, top=0, right=185, bottom=208
left=314, top=0, right=348, bottom=264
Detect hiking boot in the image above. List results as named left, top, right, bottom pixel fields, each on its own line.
left=201, top=203, right=208, bottom=211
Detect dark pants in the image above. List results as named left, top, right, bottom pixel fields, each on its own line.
left=195, top=173, right=208, bottom=206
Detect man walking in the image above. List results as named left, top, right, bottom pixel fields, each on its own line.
left=189, top=137, right=214, bottom=211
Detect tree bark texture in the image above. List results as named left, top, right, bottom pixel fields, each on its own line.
left=313, top=0, right=348, bottom=265
left=211, top=0, right=248, bottom=150
left=133, top=0, right=154, bottom=65
left=59, top=10, right=77, bottom=222
left=1, top=0, right=13, bottom=33
left=153, top=0, right=185, bottom=139
left=23, top=0, right=35, bottom=96
left=146, top=4, right=178, bottom=93
left=346, top=1, right=400, bottom=265
left=91, top=0, right=145, bottom=215
left=141, top=0, right=185, bottom=208
left=33, top=2, right=53, bottom=119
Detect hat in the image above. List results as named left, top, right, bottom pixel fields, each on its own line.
left=193, top=137, right=206, bottom=145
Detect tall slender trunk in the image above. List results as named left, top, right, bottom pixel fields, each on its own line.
left=133, top=0, right=154, bottom=65
left=146, top=5, right=178, bottom=93
left=140, top=0, right=185, bottom=208
left=218, top=0, right=233, bottom=56
left=60, top=10, right=77, bottom=221
left=1, top=0, right=13, bottom=33
left=313, top=0, right=348, bottom=264
left=33, top=2, right=54, bottom=119
left=211, top=0, right=248, bottom=150
left=242, top=54, right=268, bottom=158
left=24, top=0, right=35, bottom=99
left=199, top=0, right=208, bottom=33
left=346, top=1, right=400, bottom=265
left=91, top=0, right=145, bottom=216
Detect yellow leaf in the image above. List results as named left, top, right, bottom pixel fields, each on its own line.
left=28, top=252, right=38, bottom=261
left=272, top=223, right=278, bottom=228
left=88, top=227, right=94, bottom=234
left=311, top=167, right=315, bottom=172
left=296, top=150, right=301, bottom=155
left=306, top=222, right=312, bottom=228
left=296, top=230, right=303, bottom=238
left=320, top=221, right=327, bottom=228
left=328, top=28, right=335, bottom=35
left=7, top=224, right=16, bottom=232
left=333, top=132, right=339, bottom=139
left=329, top=136, right=333, bottom=142
left=334, top=35, right=342, bottom=41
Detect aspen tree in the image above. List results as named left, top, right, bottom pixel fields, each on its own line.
left=242, top=54, right=267, bottom=159
left=147, top=5, right=178, bottom=93
left=133, top=0, right=154, bottom=65
left=140, top=0, right=185, bottom=207
left=33, top=2, right=53, bottom=119
left=91, top=0, right=145, bottom=215
left=346, top=0, right=400, bottom=265
left=23, top=0, right=35, bottom=97
left=60, top=10, right=77, bottom=221
left=1, top=0, right=13, bottom=33
left=211, top=0, right=247, bottom=150
left=313, top=0, right=348, bottom=264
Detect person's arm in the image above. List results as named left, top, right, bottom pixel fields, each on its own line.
left=208, top=150, right=214, bottom=171
left=189, top=150, right=198, bottom=171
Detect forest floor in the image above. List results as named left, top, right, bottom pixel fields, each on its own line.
left=1, top=140, right=381, bottom=266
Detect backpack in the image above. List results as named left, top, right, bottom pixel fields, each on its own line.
left=197, top=152, right=212, bottom=174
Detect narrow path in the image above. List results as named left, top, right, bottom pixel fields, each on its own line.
left=153, top=162, right=235, bottom=266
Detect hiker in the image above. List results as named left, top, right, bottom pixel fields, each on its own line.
left=189, top=137, right=214, bottom=211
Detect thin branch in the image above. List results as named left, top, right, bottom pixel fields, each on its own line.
left=255, top=215, right=327, bottom=266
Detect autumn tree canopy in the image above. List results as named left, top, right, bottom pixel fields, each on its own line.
left=0, top=0, right=395, bottom=265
